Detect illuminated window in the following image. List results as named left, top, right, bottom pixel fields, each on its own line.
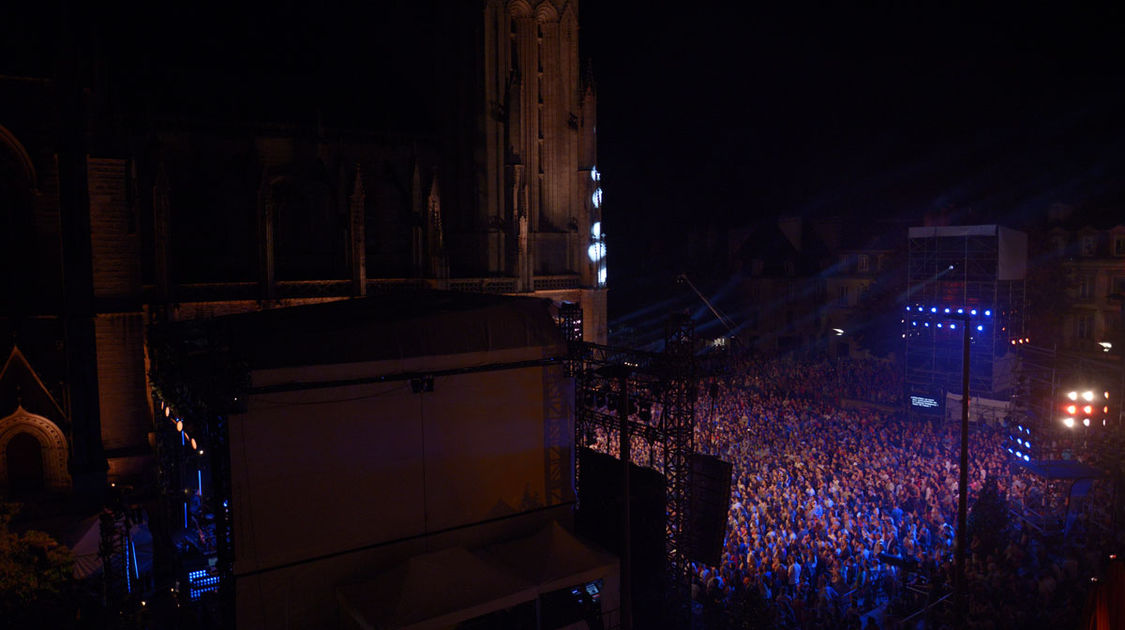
left=857, top=255, right=869, bottom=273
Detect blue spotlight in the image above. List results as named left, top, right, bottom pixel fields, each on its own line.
left=950, top=323, right=956, bottom=330
left=957, top=308, right=964, bottom=314
left=931, top=307, right=938, bottom=313
left=977, top=325, right=983, bottom=332
left=937, top=323, right=943, bottom=328
left=970, top=309, right=977, bottom=316
left=944, top=308, right=951, bottom=314
left=912, top=321, right=918, bottom=327
left=985, top=310, right=991, bottom=317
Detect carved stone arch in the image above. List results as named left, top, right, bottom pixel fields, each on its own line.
left=0, top=406, right=71, bottom=492
left=0, top=124, right=37, bottom=191
left=507, top=0, right=532, bottom=18
left=534, top=1, right=559, bottom=23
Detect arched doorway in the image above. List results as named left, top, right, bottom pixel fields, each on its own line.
left=6, top=432, right=44, bottom=494
left=0, top=407, right=71, bottom=493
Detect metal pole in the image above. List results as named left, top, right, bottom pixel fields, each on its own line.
left=618, top=372, right=632, bottom=630
left=955, top=316, right=970, bottom=627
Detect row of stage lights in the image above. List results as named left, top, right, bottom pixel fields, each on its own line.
left=906, top=305, right=992, bottom=317
left=904, top=305, right=991, bottom=332
left=906, top=320, right=985, bottom=331
left=161, top=401, right=205, bottom=456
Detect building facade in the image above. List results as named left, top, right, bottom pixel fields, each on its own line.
left=0, top=0, right=605, bottom=497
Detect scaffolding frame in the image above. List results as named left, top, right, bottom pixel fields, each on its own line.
left=904, top=227, right=1026, bottom=410
left=570, top=314, right=696, bottom=622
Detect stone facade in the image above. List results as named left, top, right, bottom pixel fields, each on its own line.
left=0, top=0, right=604, bottom=493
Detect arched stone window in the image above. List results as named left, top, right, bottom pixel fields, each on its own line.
left=0, top=407, right=71, bottom=494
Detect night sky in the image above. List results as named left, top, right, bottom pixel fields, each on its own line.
left=5, top=2, right=1124, bottom=305
left=583, top=4, right=1125, bottom=285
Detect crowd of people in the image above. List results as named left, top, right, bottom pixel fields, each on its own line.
left=588, top=354, right=1119, bottom=629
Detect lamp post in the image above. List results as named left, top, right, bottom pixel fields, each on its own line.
left=953, top=312, right=970, bottom=628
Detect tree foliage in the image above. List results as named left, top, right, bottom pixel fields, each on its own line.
left=0, top=502, right=79, bottom=627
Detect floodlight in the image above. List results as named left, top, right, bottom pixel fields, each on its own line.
left=1083, top=391, right=1095, bottom=401
left=1067, top=391, right=1078, bottom=401
left=1063, top=417, right=1075, bottom=428
left=1066, top=405, right=1077, bottom=415
left=176, top=420, right=183, bottom=432
left=1084, top=405, right=1093, bottom=415
left=1083, top=418, right=1091, bottom=427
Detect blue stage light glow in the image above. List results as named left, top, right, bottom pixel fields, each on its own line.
left=950, top=323, right=956, bottom=330
left=905, top=306, right=911, bottom=312
left=977, top=325, right=983, bottom=331
left=957, top=308, right=964, bottom=314
left=971, top=309, right=977, bottom=316
left=985, top=310, right=991, bottom=316
left=944, top=308, right=951, bottom=313
left=937, top=323, right=943, bottom=328
left=917, top=307, right=924, bottom=312
left=1023, top=454, right=1030, bottom=461
left=931, top=307, right=938, bottom=313
left=912, top=321, right=918, bottom=327
left=924, top=322, right=930, bottom=327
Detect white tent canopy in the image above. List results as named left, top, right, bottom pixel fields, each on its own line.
left=337, top=522, right=618, bottom=630
left=336, top=547, right=537, bottom=630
